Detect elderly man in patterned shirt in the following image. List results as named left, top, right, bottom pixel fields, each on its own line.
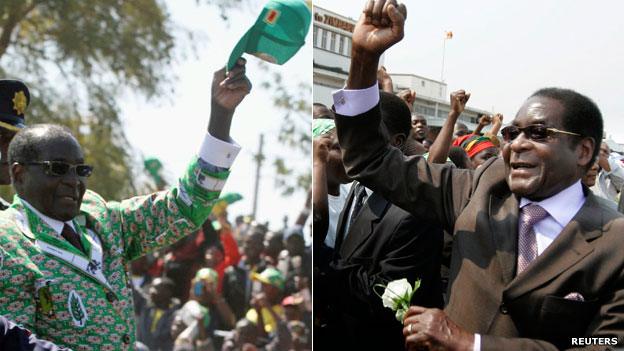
left=0, top=60, right=251, bottom=351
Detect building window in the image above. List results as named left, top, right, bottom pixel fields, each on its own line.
left=313, top=27, right=318, bottom=47
left=321, top=29, right=327, bottom=49
left=338, top=35, right=345, bottom=55
left=414, top=104, right=435, bottom=117
left=330, top=31, right=336, bottom=52
left=346, top=37, right=352, bottom=57
left=421, top=80, right=425, bottom=87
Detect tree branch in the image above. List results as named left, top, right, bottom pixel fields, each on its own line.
left=0, top=1, right=39, bottom=59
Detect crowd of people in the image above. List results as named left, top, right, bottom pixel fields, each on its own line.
left=131, top=205, right=312, bottom=351
left=314, top=1, right=624, bottom=350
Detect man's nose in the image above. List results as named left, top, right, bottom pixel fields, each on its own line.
left=509, top=131, right=533, bottom=152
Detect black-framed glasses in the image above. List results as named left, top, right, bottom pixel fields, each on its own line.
left=500, top=124, right=582, bottom=142
left=19, top=161, right=93, bottom=177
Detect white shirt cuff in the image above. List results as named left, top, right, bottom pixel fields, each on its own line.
left=473, top=333, right=481, bottom=351
left=199, top=133, right=241, bottom=169
left=332, top=84, right=379, bottom=116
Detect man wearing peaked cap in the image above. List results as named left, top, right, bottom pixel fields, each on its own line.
left=246, top=267, right=286, bottom=334
left=0, top=80, right=29, bottom=209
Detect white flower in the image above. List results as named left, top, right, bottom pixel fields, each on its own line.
left=376, top=278, right=421, bottom=323
left=381, top=278, right=412, bottom=310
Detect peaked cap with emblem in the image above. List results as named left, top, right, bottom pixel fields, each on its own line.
left=0, top=80, right=29, bottom=132
left=227, top=0, right=311, bottom=70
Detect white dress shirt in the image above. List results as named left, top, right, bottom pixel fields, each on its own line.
left=591, top=155, right=624, bottom=204
left=332, top=85, right=588, bottom=351
left=325, top=182, right=352, bottom=248
left=21, top=199, right=76, bottom=237
left=519, top=180, right=586, bottom=255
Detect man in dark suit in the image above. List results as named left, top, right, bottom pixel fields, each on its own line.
left=333, top=1, right=624, bottom=350
left=324, top=91, right=444, bottom=351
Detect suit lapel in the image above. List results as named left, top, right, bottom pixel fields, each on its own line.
left=340, top=192, right=389, bottom=259
left=334, top=182, right=357, bottom=252
left=504, top=194, right=602, bottom=300
left=489, top=185, right=520, bottom=284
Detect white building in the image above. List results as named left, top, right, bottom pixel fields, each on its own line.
left=312, top=7, right=359, bottom=106
left=313, top=6, right=490, bottom=132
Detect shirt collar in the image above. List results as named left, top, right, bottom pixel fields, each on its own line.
left=20, top=198, right=75, bottom=235
left=519, top=180, right=585, bottom=227
left=353, top=182, right=373, bottom=197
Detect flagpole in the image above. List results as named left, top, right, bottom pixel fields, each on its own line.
left=440, top=38, right=447, bottom=82
left=441, top=31, right=452, bottom=82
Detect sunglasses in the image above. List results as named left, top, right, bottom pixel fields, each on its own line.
left=20, top=161, right=94, bottom=177
left=500, top=124, right=581, bottom=142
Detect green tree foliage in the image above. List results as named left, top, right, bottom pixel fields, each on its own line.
left=260, top=65, right=311, bottom=196
left=0, top=0, right=175, bottom=200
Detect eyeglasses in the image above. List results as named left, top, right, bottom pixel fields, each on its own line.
left=500, top=124, right=582, bottom=142
left=19, top=161, right=93, bottom=177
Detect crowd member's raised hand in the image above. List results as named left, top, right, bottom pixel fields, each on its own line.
left=312, top=135, right=333, bottom=247
left=403, top=306, right=474, bottom=351
left=347, top=0, right=407, bottom=89
left=478, top=114, right=492, bottom=128
left=377, top=66, right=394, bottom=93
left=426, top=89, right=470, bottom=164
left=398, top=89, right=416, bottom=111
left=492, top=113, right=503, bottom=127
left=486, top=113, right=504, bottom=144
left=313, top=135, right=332, bottom=164
left=450, top=90, right=470, bottom=117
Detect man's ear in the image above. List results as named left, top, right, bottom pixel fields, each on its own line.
left=10, top=163, right=25, bottom=187
left=391, top=133, right=406, bottom=149
left=576, top=137, right=595, bottom=169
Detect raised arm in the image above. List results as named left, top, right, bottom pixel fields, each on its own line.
left=346, top=0, right=407, bottom=90
left=209, top=58, right=252, bottom=141
left=113, top=61, right=251, bottom=260
left=334, top=0, right=473, bottom=231
left=312, top=136, right=332, bottom=246
left=472, top=114, right=491, bottom=135
left=484, top=113, right=503, bottom=147
left=377, top=66, right=394, bottom=93
left=426, top=90, right=470, bottom=164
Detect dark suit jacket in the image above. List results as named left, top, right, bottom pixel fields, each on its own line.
left=335, top=104, right=624, bottom=350
left=323, top=183, right=443, bottom=351
left=0, top=315, right=68, bottom=351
